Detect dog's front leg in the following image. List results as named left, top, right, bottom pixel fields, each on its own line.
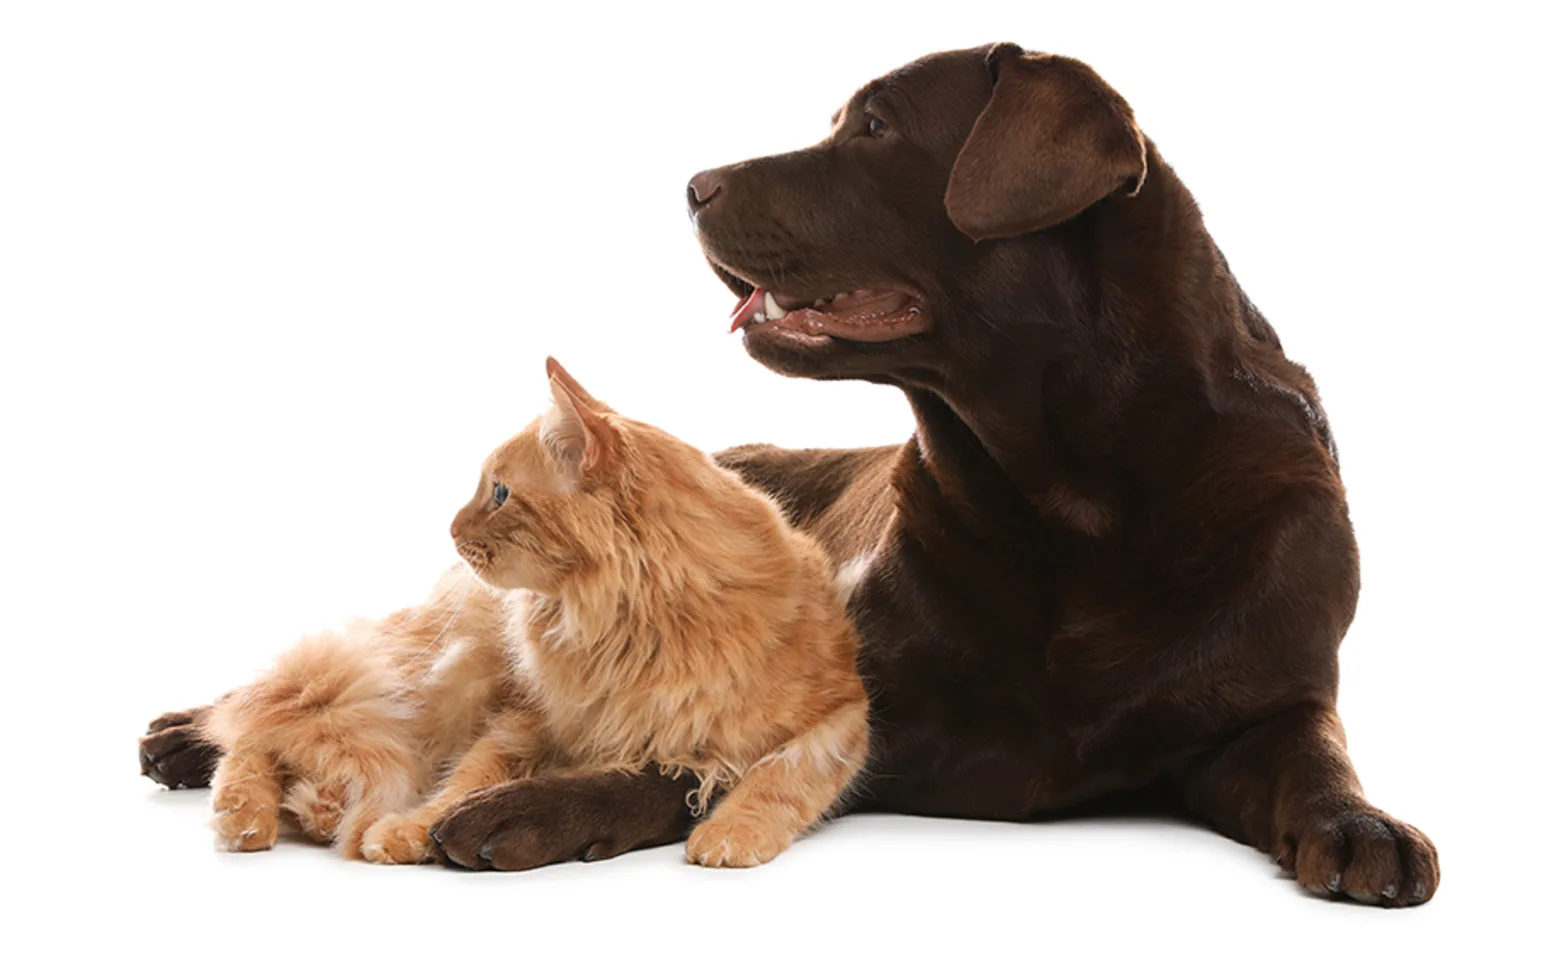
left=1179, top=701, right=1438, bottom=907
left=427, top=766, right=701, bottom=871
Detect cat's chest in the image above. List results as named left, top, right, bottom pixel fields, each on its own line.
left=505, top=593, right=779, bottom=770
left=516, top=632, right=730, bottom=761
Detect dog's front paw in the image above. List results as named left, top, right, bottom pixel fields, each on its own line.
left=139, top=707, right=219, bottom=789
left=685, top=818, right=791, bottom=868
left=1278, top=808, right=1439, bottom=907
left=429, top=769, right=698, bottom=872
left=361, top=813, right=432, bottom=865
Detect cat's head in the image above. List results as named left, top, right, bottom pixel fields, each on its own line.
left=448, top=358, right=661, bottom=593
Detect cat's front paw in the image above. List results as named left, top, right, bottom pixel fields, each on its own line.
left=281, top=780, right=346, bottom=843
left=685, top=818, right=791, bottom=868
left=361, top=813, right=433, bottom=865
left=212, top=782, right=279, bottom=852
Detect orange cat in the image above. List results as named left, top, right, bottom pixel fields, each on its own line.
left=202, top=359, right=868, bottom=868
left=361, top=360, right=869, bottom=867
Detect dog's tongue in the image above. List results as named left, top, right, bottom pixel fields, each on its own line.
left=729, top=288, right=767, bottom=333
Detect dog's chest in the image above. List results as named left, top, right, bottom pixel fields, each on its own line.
left=849, top=527, right=1069, bottom=706
left=848, top=512, right=1207, bottom=802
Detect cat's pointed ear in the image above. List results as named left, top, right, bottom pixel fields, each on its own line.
left=545, top=356, right=613, bottom=413
left=545, top=358, right=619, bottom=476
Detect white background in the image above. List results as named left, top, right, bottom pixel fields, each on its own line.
left=2, top=1, right=1558, bottom=955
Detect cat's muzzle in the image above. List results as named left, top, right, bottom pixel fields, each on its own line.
left=455, top=539, right=493, bottom=571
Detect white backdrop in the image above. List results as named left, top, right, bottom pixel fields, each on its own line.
left=2, top=1, right=1557, bottom=955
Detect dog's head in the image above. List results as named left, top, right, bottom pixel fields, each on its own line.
left=688, top=43, right=1147, bottom=383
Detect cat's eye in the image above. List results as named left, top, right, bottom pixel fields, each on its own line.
left=492, top=482, right=509, bottom=508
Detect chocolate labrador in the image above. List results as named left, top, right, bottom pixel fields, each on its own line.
left=141, top=43, right=1437, bottom=905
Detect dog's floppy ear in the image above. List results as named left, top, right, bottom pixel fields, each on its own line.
left=945, top=43, right=1147, bottom=242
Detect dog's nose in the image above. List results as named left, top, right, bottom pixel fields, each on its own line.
left=687, top=170, right=724, bottom=212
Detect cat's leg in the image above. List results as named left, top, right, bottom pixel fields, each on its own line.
left=209, top=747, right=284, bottom=852
left=361, top=710, right=544, bottom=865
left=274, top=753, right=422, bottom=859
left=280, top=778, right=349, bottom=843
left=685, top=699, right=869, bottom=868
left=200, top=630, right=426, bottom=859
left=335, top=781, right=417, bottom=860
left=139, top=704, right=221, bottom=789
left=283, top=770, right=414, bottom=852
left=281, top=718, right=428, bottom=861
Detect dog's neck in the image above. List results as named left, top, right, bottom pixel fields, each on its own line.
left=905, top=147, right=1239, bottom=539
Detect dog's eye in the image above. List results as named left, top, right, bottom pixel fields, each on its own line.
left=492, top=482, right=509, bottom=508
left=866, top=114, right=887, bottom=137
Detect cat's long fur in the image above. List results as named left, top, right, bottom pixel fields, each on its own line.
left=199, top=568, right=511, bottom=856
left=202, top=360, right=869, bottom=868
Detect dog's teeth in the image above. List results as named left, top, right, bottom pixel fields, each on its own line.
left=813, top=298, right=826, bottom=308
left=751, top=310, right=767, bottom=325
left=763, top=292, right=787, bottom=320
left=837, top=292, right=852, bottom=300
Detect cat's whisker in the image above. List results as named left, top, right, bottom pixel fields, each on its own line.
left=413, top=570, right=478, bottom=661
left=215, top=772, right=263, bottom=787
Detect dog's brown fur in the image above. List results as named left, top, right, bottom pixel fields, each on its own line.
left=142, top=44, right=1436, bottom=905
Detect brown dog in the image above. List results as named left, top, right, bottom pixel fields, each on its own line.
left=141, top=43, right=1437, bottom=905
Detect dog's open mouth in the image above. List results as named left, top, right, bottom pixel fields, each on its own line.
left=726, top=285, right=930, bottom=344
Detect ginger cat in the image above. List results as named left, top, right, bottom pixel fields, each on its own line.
left=202, top=359, right=868, bottom=868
